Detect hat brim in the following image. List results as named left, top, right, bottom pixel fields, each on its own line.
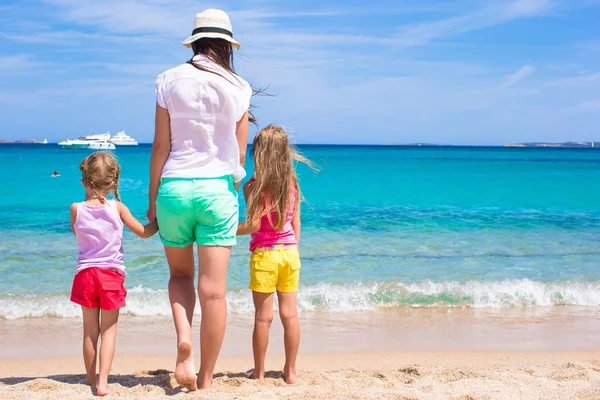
left=182, top=32, right=240, bottom=50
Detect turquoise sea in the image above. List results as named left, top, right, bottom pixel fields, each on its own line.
left=1, top=144, right=599, bottom=319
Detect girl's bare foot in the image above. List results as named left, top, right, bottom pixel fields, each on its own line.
left=174, top=339, right=197, bottom=391
left=283, top=365, right=297, bottom=384
left=96, top=383, right=111, bottom=397
left=245, top=368, right=264, bottom=382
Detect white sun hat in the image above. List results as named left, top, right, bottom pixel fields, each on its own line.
left=182, top=9, right=240, bottom=50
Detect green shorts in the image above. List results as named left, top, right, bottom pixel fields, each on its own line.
left=156, top=176, right=238, bottom=247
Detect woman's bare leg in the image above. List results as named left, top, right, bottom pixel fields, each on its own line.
left=165, top=245, right=197, bottom=390
left=196, top=245, right=231, bottom=389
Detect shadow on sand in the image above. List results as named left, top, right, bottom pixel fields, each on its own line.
left=214, top=370, right=285, bottom=380
left=0, top=368, right=286, bottom=395
left=0, top=369, right=185, bottom=396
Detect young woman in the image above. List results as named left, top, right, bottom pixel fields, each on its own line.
left=147, top=9, right=252, bottom=390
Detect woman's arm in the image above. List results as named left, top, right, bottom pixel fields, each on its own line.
left=234, top=110, right=249, bottom=191
left=236, top=181, right=261, bottom=235
left=118, top=202, right=158, bottom=238
left=147, top=103, right=171, bottom=222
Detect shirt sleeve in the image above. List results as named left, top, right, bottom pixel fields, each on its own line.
left=233, top=165, right=246, bottom=183
left=155, top=73, right=167, bottom=109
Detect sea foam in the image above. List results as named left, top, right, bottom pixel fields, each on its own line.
left=1, top=279, right=598, bottom=320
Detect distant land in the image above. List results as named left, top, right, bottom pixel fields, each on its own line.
left=503, top=141, right=596, bottom=148
left=0, top=140, right=598, bottom=148
left=0, top=139, right=46, bottom=144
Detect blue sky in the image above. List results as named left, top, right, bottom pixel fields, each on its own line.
left=1, top=0, right=600, bottom=144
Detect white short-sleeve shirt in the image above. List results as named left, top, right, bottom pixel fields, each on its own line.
left=155, top=54, right=252, bottom=183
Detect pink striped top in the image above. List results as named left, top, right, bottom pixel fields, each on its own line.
left=248, top=178, right=297, bottom=252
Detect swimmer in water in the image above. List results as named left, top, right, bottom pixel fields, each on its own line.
left=52, top=170, right=60, bottom=177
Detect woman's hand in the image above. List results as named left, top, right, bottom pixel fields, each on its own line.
left=146, top=203, right=157, bottom=222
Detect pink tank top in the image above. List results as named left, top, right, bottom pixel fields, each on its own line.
left=74, top=199, right=125, bottom=275
left=249, top=178, right=297, bottom=252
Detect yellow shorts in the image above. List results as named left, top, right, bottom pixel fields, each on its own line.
left=249, top=247, right=301, bottom=293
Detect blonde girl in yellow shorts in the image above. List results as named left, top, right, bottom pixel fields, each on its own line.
left=237, top=124, right=315, bottom=384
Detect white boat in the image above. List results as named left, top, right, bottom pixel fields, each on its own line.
left=58, top=132, right=115, bottom=150
left=42, top=138, right=48, bottom=144
left=109, top=130, right=138, bottom=146
left=82, top=132, right=111, bottom=141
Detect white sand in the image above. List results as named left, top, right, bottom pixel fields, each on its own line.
left=1, top=352, right=600, bottom=399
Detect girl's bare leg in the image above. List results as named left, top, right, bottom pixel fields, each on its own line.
left=249, top=291, right=274, bottom=381
left=96, top=309, right=119, bottom=397
left=277, top=291, right=300, bottom=384
left=81, top=306, right=100, bottom=387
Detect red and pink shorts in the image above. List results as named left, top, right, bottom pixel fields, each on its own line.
left=70, top=267, right=127, bottom=310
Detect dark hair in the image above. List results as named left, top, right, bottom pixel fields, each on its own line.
left=190, top=38, right=234, bottom=75
left=188, top=38, right=269, bottom=125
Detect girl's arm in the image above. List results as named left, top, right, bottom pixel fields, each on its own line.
left=118, top=202, right=159, bottom=238
left=291, top=202, right=301, bottom=243
left=147, top=103, right=171, bottom=222
left=234, top=111, right=249, bottom=192
left=70, top=203, right=77, bottom=235
left=236, top=181, right=261, bottom=235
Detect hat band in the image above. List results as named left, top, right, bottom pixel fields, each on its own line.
left=191, top=26, right=233, bottom=38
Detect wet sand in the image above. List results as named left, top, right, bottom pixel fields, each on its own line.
left=2, top=306, right=600, bottom=359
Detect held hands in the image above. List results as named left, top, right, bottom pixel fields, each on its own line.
left=144, top=206, right=159, bottom=238
left=146, top=204, right=157, bottom=223
left=145, top=219, right=159, bottom=237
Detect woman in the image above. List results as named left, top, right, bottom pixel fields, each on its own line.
left=147, top=9, right=252, bottom=390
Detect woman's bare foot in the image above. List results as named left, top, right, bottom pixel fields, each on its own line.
left=283, top=365, right=297, bottom=384
left=196, top=375, right=213, bottom=390
left=96, top=383, right=111, bottom=397
left=174, top=339, right=197, bottom=391
left=245, top=368, right=264, bottom=382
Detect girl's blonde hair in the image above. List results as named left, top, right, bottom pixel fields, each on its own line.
left=246, top=125, right=315, bottom=231
left=80, top=152, right=121, bottom=203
